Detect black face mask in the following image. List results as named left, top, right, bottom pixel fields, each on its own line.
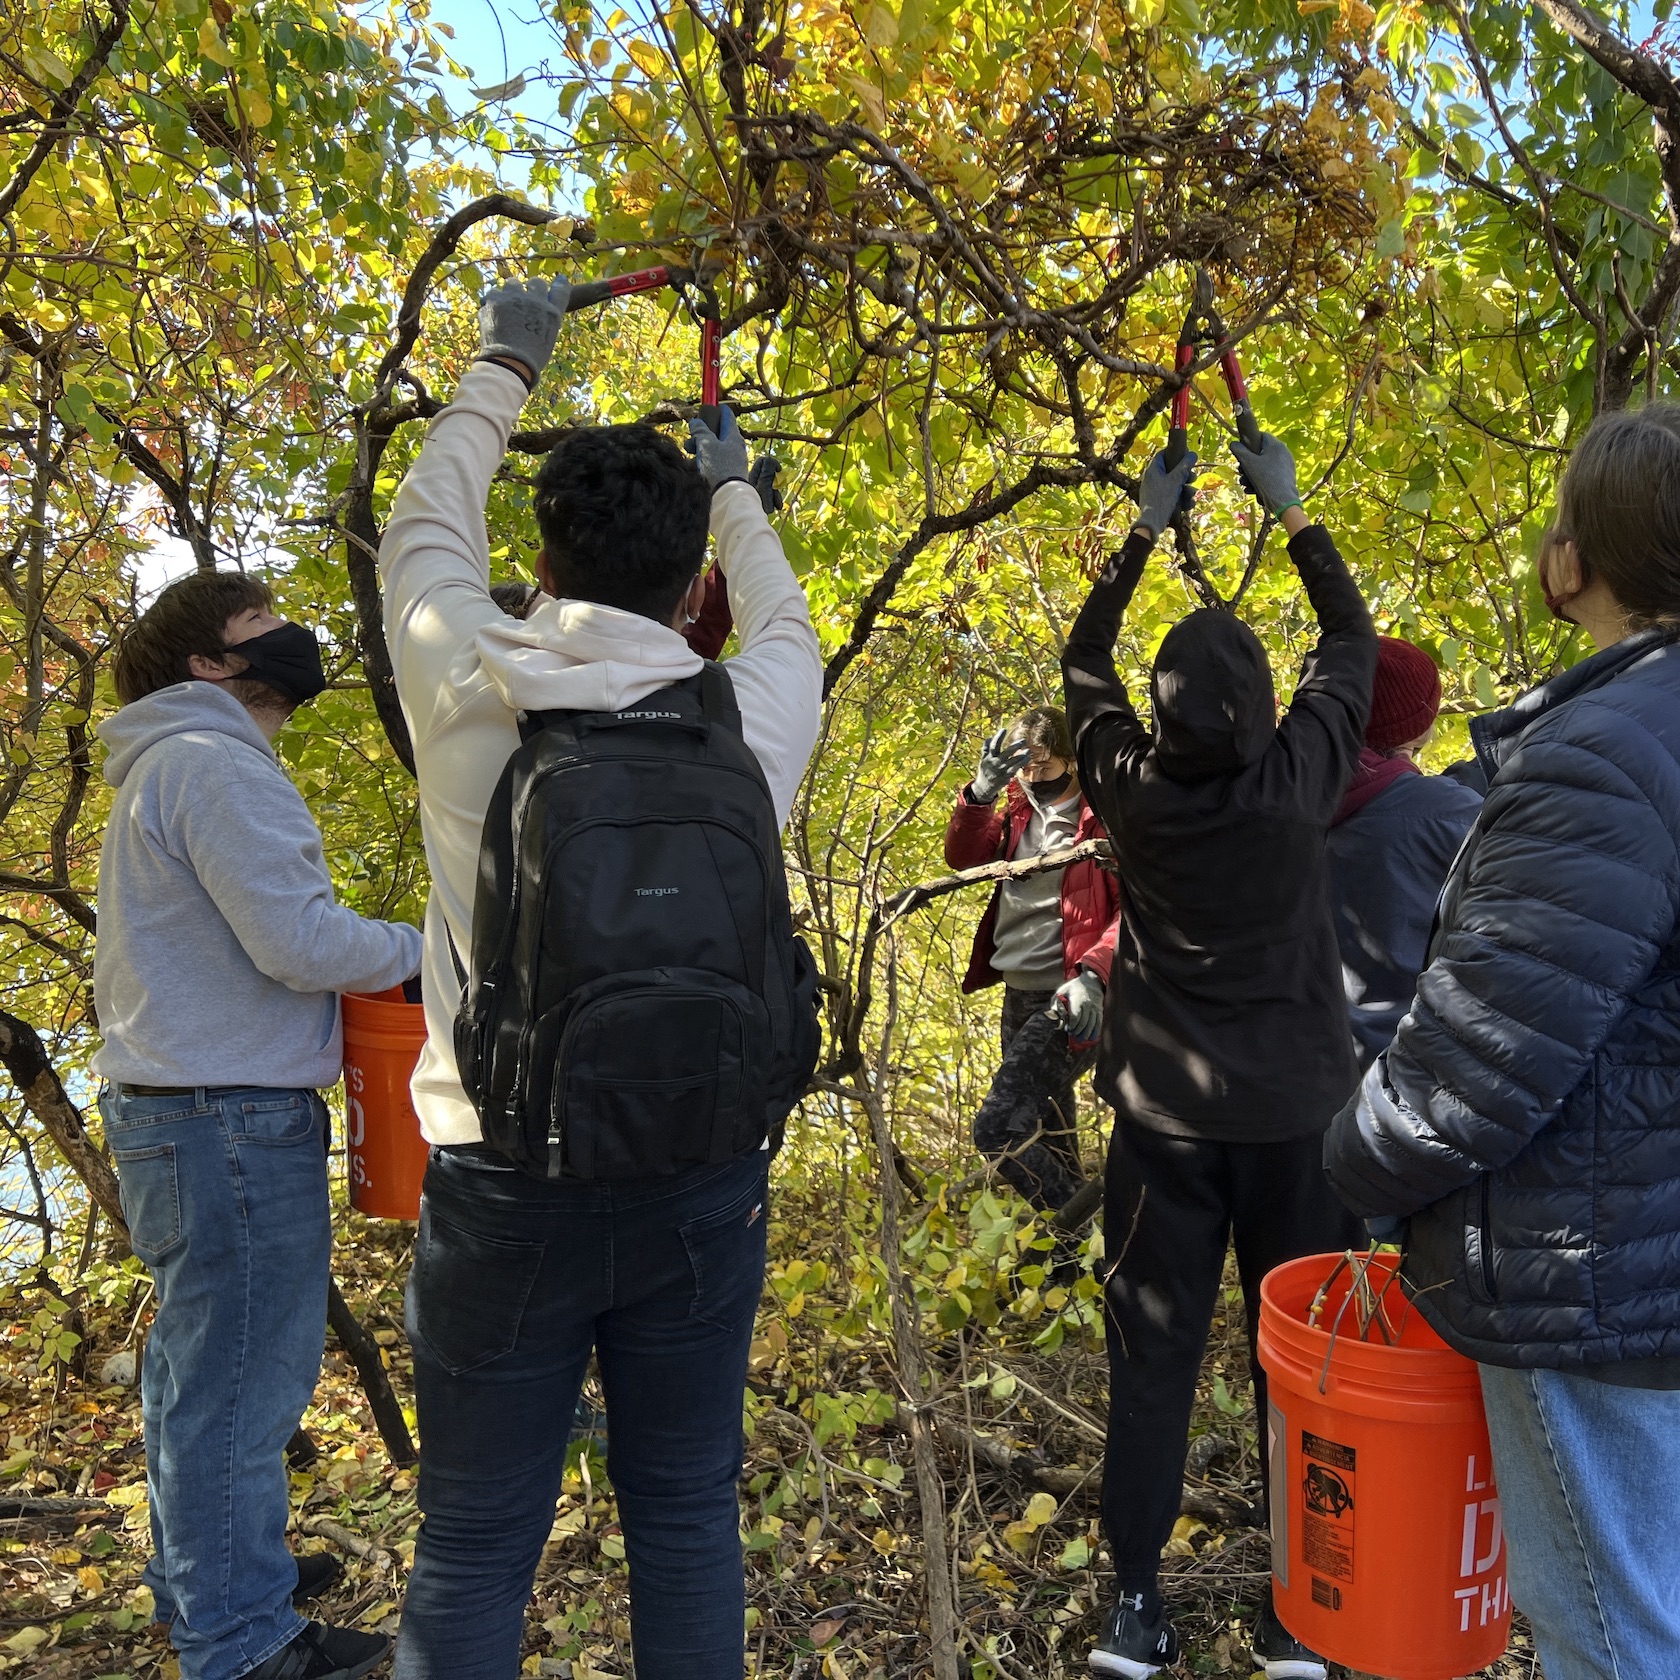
left=1026, top=770, right=1073, bottom=801
left=228, top=622, right=327, bottom=704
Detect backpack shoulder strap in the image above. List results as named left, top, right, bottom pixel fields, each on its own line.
left=445, top=920, right=468, bottom=991
left=699, top=660, right=742, bottom=737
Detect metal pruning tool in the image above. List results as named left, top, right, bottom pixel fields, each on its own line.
left=1164, top=267, right=1262, bottom=469
left=565, top=263, right=726, bottom=432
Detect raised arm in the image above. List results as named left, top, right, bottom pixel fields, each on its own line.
left=1229, top=432, right=1376, bottom=810
left=379, top=277, right=571, bottom=751
left=1063, top=450, right=1196, bottom=792
left=686, top=409, right=821, bottom=830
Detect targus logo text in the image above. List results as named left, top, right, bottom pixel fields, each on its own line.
left=634, top=887, right=680, bottom=898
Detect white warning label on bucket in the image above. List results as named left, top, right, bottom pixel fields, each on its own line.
left=1301, top=1430, right=1356, bottom=1586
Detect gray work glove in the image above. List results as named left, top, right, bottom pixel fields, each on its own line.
left=970, top=727, right=1031, bottom=804
left=747, top=455, right=783, bottom=515
left=1229, top=431, right=1303, bottom=517
left=1137, top=449, right=1198, bottom=537
left=1052, top=970, right=1105, bottom=1050
left=476, top=275, right=573, bottom=385
left=685, top=404, right=751, bottom=491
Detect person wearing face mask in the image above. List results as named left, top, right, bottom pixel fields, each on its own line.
left=93, top=573, right=422, bottom=1680
left=1326, top=408, right=1680, bottom=1680
left=945, top=707, right=1121, bottom=1217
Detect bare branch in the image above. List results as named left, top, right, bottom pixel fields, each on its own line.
left=0, top=0, right=130, bottom=224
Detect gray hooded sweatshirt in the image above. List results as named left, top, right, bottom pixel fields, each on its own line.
left=92, top=682, right=422, bottom=1089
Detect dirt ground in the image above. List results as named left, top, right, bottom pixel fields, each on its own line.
left=2, top=1199, right=1542, bottom=1680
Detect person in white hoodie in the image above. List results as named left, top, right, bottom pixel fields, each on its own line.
left=379, top=276, right=822, bottom=1680
left=94, top=571, right=421, bottom=1680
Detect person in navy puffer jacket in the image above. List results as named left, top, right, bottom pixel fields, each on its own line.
left=1325, top=406, right=1680, bottom=1680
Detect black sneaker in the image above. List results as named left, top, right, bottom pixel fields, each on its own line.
left=292, top=1551, right=345, bottom=1604
left=1089, top=1594, right=1179, bottom=1678
left=1250, top=1587, right=1327, bottom=1679
left=242, top=1621, right=390, bottom=1680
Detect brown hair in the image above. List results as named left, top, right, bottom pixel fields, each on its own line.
left=1553, top=403, right=1680, bottom=630
left=113, top=571, right=273, bottom=705
left=1009, top=705, right=1073, bottom=762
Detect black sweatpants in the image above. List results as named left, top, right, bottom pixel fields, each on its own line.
left=972, top=986, right=1095, bottom=1211
left=1100, top=1118, right=1362, bottom=1606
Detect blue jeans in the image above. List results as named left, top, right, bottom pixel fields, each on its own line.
left=1479, top=1363, right=1680, bottom=1679
left=101, top=1085, right=331, bottom=1680
left=394, top=1146, right=770, bottom=1680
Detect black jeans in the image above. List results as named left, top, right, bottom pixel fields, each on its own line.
left=972, top=986, right=1095, bottom=1211
left=1100, top=1119, right=1362, bottom=1604
left=394, top=1147, right=770, bottom=1680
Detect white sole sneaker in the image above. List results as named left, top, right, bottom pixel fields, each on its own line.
left=1262, top=1661, right=1328, bottom=1679
left=1089, top=1651, right=1167, bottom=1679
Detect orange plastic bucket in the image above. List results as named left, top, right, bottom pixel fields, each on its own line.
left=341, top=988, right=429, bottom=1220
left=1257, top=1251, right=1510, bottom=1680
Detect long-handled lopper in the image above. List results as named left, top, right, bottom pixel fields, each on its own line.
left=1164, top=267, right=1262, bottom=469
left=564, top=263, right=724, bottom=421
left=563, top=263, right=741, bottom=653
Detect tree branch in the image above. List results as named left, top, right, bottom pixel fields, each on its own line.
left=0, top=0, right=130, bottom=224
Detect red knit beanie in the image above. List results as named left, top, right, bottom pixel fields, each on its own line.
left=1366, top=636, right=1442, bottom=751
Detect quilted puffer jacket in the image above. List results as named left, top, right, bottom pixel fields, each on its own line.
left=1325, top=627, right=1680, bottom=1368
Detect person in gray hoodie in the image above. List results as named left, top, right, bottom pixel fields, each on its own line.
left=94, top=570, right=421, bottom=1680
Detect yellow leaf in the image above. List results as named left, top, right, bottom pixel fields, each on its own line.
left=198, top=17, right=236, bottom=67
left=626, top=39, right=667, bottom=78
left=4, top=1628, right=48, bottom=1656
left=242, top=84, right=273, bottom=128
left=78, top=1565, right=105, bottom=1594
left=1023, top=1491, right=1057, bottom=1528
left=590, top=37, right=612, bottom=68
left=839, top=71, right=887, bottom=129
left=1165, top=1514, right=1207, bottom=1556
left=864, top=0, right=899, bottom=48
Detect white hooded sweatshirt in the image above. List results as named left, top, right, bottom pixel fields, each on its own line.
left=379, top=361, right=823, bottom=1144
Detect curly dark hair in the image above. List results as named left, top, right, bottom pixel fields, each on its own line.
left=533, top=424, right=710, bottom=623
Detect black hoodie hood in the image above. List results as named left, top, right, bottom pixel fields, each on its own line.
left=1149, top=608, right=1277, bottom=780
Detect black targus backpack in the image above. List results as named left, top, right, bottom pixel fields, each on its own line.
left=453, top=661, right=820, bottom=1180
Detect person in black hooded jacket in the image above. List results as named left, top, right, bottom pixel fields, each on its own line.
left=1062, top=434, right=1376, bottom=1680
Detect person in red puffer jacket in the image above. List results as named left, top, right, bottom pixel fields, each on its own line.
left=945, top=705, right=1120, bottom=1214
